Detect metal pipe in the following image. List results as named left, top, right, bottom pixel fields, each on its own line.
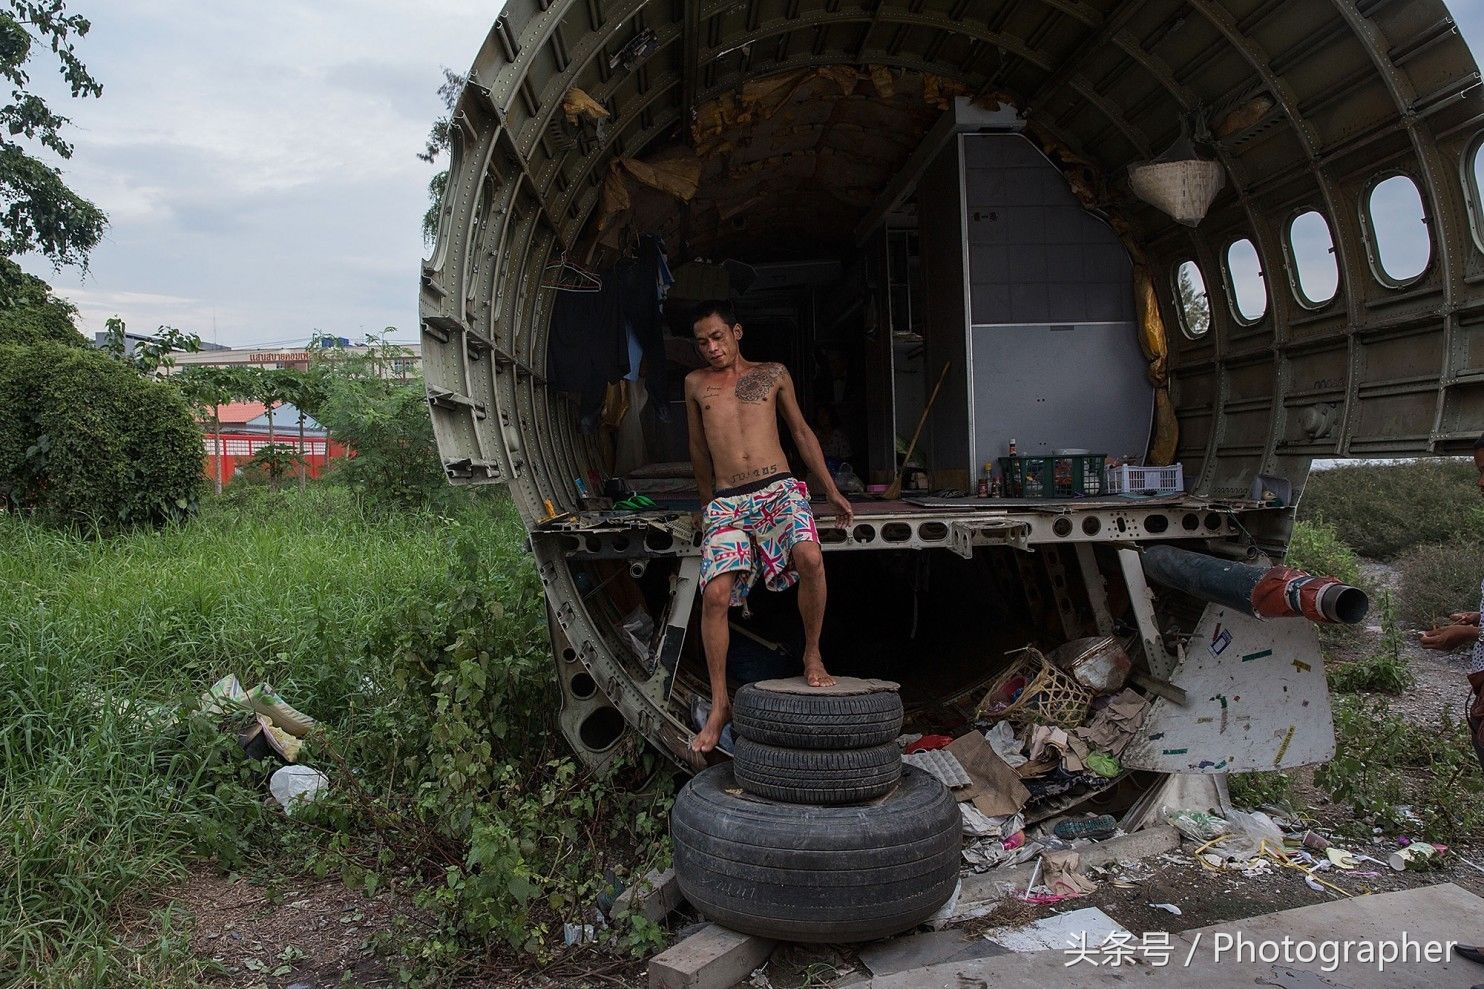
left=1142, top=545, right=1368, bottom=625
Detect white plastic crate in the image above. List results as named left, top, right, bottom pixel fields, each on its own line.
left=1106, top=463, right=1184, bottom=496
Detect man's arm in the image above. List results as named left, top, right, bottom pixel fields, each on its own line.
left=685, top=373, right=715, bottom=504
left=775, top=368, right=853, bottom=525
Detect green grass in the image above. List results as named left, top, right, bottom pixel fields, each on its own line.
left=0, top=486, right=536, bottom=985
left=1298, top=459, right=1484, bottom=560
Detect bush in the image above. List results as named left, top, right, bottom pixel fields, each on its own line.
left=0, top=343, right=204, bottom=528
left=1315, top=694, right=1484, bottom=840
left=1284, top=520, right=1362, bottom=586
left=1298, top=460, right=1484, bottom=560
left=1396, top=540, right=1484, bottom=628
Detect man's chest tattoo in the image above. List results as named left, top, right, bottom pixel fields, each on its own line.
left=735, top=364, right=782, bottom=403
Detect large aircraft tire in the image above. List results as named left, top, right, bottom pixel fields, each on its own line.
left=671, top=764, right=959, bottom=943
left=731, top=684, right=903, bottom=749
left=732, top=737, right=902, bottom=804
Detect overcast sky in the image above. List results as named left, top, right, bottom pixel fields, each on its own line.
left=15, top=2, right=1484, bottom=348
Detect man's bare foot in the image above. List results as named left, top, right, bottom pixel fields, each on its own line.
left=691, top=703, right=730, bottom=753
left=803, top=655, right=836, bottom=687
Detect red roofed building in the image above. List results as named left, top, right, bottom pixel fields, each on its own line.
left=200, top=401, right=347, bottom=490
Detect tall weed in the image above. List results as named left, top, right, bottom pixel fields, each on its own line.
left=0, top=485, right=633, bottom=985
left=1395, top=540, right=1484, bottom=628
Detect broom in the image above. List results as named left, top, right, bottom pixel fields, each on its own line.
left=884, top=361, right=951, bottom=501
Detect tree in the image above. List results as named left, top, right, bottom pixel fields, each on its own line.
left=275, top=364, right=330, bottom=490
left=98, top=315, right=201, bottom=376
left=0, top=255, right=80, bottom=344
left=176, top=364, right=240, bottom=494
left=314, top=333, right=447, bottom=507
left=0, top=2, right=107, bottom=267
left=418, top=67, right=465, bottom=243
left=1176, top=264, right=1210, bottom=337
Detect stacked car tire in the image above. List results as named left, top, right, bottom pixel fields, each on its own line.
left=672, top=682, right=963, bottom=943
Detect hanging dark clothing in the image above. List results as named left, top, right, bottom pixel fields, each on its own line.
left=547, top=270, right=626, bottom=431
left=614, top=235, right=674, bottom=404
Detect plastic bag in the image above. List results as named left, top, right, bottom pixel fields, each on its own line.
left=1165, top=809, right=1231, bottom=843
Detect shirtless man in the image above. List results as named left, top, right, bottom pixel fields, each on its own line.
left=686, top=301, right=854, bottom=752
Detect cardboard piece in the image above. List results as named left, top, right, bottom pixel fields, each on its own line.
left=752, top=675, right=900, bottom=696
left=1074, top=688, right=1150, bottom=756
left=1040, top=850, right=1098, bottom=896
left=946, top=731, right=1031, bottom=817
left=1026, top=725, right=1089, bottom=773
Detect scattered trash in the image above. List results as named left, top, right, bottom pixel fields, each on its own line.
left=1085, top=751, right=1121, bottom=777
left=1048, top=636, right=1132, bottom=694
left=1300, top=830, right=1331, bottom=852
left=1040, top=849, right=1098, bottom=897
left=1324, top=848, right=1358, bottom=870
left=247, top=684, right=317, bottom=737
left=269, top=765, right=329, bottom=816
left=1072, top=687, right=1150, bottom=757
left=904, top=734, right=953, bottom=754
left=984, top=720, right=1028, bottom=767
left=240, top=714, right=302, bottom=762
left=959, top=805, right=1021, bottom=839
left=945, top=731, right=1031, bottom=817
left=562, top=922, right=600, bottom=947
left=1167, top=809, right=1231, bottom=843
left=1024, top=725, right=1089, bottom=774
left=201, top=674, right=318, bottom=746
left=1053, top=814, right=1117, bottom=841
left=1149, top=902, right=1183, bottom=915
left=1389, top=842, right=1444, bottom=872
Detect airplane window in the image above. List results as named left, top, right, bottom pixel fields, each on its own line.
left=1173, top=260, right=1211, bottom=338
left=1287, top=210, right=1339, bottom=306
left=1468, top=136, right=1484, bottom=253
left=1366, top=174, right=1430, bottom=285
left=1224, top=238, right=1268, bottom=324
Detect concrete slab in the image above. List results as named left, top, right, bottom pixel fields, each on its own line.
left=857, top=929, right=1007, bottom=976
left=864, top=884, right=1484, bottom=988
left=613, top=867, right=683, bottom=924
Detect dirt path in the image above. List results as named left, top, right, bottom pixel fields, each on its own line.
left=1357, top=561, right=1477, bottom=725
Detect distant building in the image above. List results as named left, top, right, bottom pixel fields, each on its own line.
left=199, top=400, right=348, bottom=488
left=168, top=341, right=422, bottom=381
left=91, top=329, right=230, bottom=356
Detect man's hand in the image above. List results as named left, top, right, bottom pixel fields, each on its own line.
left=1420, top=623, right=1480, bottom=651
left=827, top=488, right=854, bottom=527
left=1450, top=611, right=1482, bottom=626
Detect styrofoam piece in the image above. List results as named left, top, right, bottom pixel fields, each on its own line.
left=904, top=748, right=972, bottom=788
left=986, top=906, right=1129, bottom=953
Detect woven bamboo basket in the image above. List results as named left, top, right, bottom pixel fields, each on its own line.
left=1128, top=158, right=1225, bottom=227
left=975, top=646, right=1094, bottom=729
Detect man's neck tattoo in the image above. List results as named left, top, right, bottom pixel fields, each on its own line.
left=735, top=363, right=782, bottom=404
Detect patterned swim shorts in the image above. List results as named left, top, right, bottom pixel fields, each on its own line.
left=700, top=474, right=820, bottom=607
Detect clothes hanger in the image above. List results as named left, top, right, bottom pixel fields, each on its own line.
left=542, top=253, right=603, bottom=292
